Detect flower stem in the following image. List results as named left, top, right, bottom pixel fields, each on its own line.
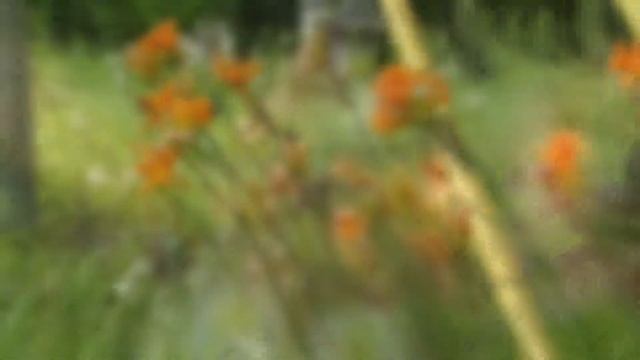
left=237, top=89, right=296, bottom=141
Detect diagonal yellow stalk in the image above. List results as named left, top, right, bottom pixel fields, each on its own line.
left=447, top=156, right=555, bottom=360
left=378, top=1, right=555, bottom=359
left=379, top=0, right=430, bottom=70
left=615, top=0, right=640, bottom=39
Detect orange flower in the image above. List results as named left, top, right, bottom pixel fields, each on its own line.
left=538, top=130, right=585, bottom=196
left=170, top=96, right=214, bottom=130
left=126, top=20, right=180, bottom=78
left=212, top=57, right=261, bottom=90
left=371, top=65, right=450, bottom=134
left=375, top=65, right=417, bottom=108
left=375, top=65, right=450, bottom=109
left=609, top=42, right=640, bottom=88
left=332, top=207, right=368, bottom=243
left=144, top=20, right=179, bottom=54
left=140, top=83, right=178, bottom=125
left=137, top=145, right=179, bottom=190
left=139, top=80, right=212, bottom=131
left=371, top=105, right=407, bottom=135
left=332, top=207, right=376, bottom=275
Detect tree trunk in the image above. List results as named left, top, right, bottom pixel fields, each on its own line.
left=0, top=0, right=36, bottom=230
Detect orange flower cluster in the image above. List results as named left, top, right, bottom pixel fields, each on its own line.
left=129, top=20, right=217, bottom=192
left=140, top=82, right=214, bottom=131
left=171, top=96, right=214, bottom=130
left=371, top=65, right=450, bottom=135
left=538, top=130, right=586, bottom=203
left=212, top=57, right=262, bottom=91
left=327, top=157, right=471, bottom=280
left=609, top=42, right=640, bottom=89
left=127, top=20, right=180, bottom=78
left=135, top=87, right=214, bottom=190
left=140, top=82, right=178, bottom=125
left=333, top=207, right=368, bottom=243
left=137, top=144, right=180, bottom=190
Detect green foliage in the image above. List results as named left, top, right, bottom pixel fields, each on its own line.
left=29, top=0, right=629, bottom=56
left=29, top=0, right=237, bottom=45
left=8, top=35, right=640, bottom=358
left=29, top=0, right=297, bottom=47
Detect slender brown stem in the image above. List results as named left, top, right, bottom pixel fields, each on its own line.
left=237, top=89, right=296, bottom=141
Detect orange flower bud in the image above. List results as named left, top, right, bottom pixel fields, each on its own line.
left=332, top=207, right=376, bottom=275
left=538, top=130, right=586, bottom=200
left=137, top=145, right=179, bottom=190
left=212, top=57, right=261, bottom=90
left=609, top=42, right=640, bottom=89
left=332, top=207, right=368, bottom=243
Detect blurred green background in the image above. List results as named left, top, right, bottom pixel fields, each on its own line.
left=2, top=0, right=640, bottom=359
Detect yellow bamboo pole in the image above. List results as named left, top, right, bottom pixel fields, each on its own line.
left=615, top=0, right=640, bottom=39
left=379, top=0, right=430, bottom=70
left=448, top=156, right=555, bottom=360
left=378, top=1, right=555, bottom=359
